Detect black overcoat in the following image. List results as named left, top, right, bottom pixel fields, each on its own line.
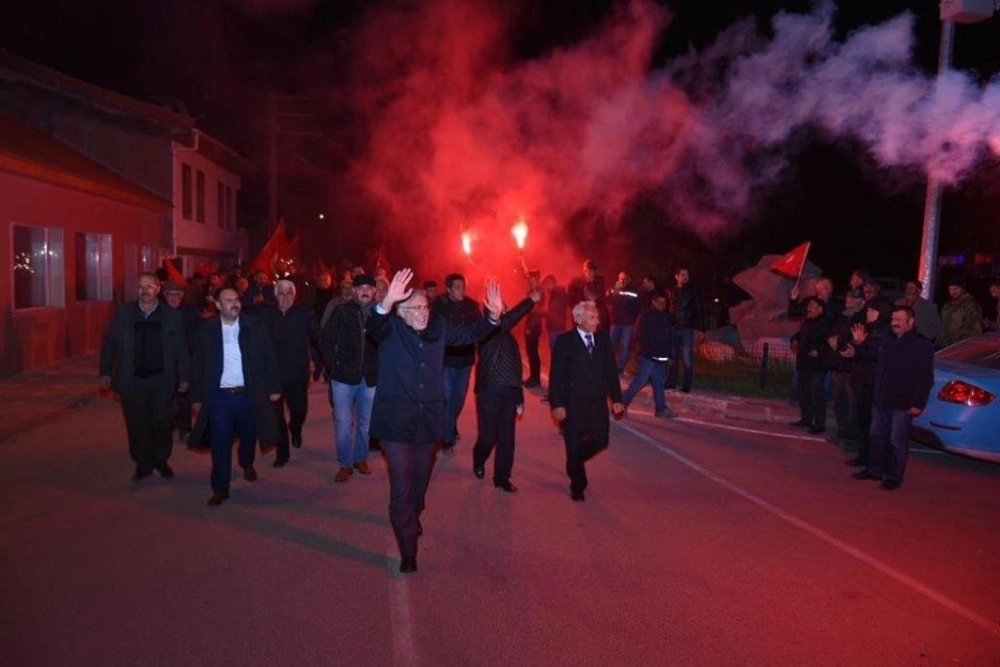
left=99, top=301, right=189, bottom=393
left=548, top=329, right=622, bottom=445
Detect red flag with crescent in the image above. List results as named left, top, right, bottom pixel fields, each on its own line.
left=771, top=242, right=811, bottom=279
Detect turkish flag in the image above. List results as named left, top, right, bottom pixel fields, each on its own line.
left=161, top=257, right=186, bottom=285
left=251, top=220, right=289, bottom=275
left=771, top=242, right=810, bottom=279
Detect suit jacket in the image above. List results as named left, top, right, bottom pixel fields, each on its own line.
left=189, top=314, right=282, bottom=447
left=548, top=328, right=622, bottom=444
left=99, top=301, right=189, bottom=393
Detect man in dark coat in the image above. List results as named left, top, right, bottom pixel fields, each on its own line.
left=549, top=300, right=624, bottom=502
left=259, top=279, right=321, bottom=467
left=851, top=306, right=935, bottom=490
left=790, top=298, right=834, bottom=434
left=472, top=291, right=540, bottom=492
left=100, top=273, right=190, bottom=482
left=162, top=281, right=200, bottom=443
left=667, top=267, right=706, bottom=393
left=522, top=270, right=544, bottom=388
left=621, top=289, right=675, bottom=418
left=367, top=269, right=502, bottom=573
left=190, top=287, right=282, bottom=506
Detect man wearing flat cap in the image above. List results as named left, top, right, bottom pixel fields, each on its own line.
left=938, top=275, right=982, bottom=349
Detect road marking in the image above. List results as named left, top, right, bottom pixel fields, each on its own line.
left=619, top=421, right=1000, bottom=639
left=388, top=544, right=419, bottom=666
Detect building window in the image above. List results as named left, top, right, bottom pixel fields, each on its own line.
left=196, top=170, right=206, bottom=223
left=75, top=232, right=113, bottom=302
left=181, top=163, right=192, bottom=220
left=217, top=181, right=225, bottom=228
left=225, top=186, right=234, bottom=229
left=12, top=225, right=65, bottom=309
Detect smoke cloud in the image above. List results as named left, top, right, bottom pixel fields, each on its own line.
left=330, top=0, right=1000, bottom=279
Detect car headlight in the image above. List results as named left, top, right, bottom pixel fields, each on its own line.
left=937, top=380, right=996, bottom=407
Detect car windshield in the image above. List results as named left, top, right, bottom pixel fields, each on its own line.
left=937, top=335, right=1000, bottom=370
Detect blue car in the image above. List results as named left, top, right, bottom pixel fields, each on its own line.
left=911, top=332, right=1000, bottom=463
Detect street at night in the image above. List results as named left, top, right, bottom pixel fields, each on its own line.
left=2, top=381, right=998, bottom=666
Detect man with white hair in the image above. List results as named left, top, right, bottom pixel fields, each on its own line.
left=259, top=279, right=321, bottom=467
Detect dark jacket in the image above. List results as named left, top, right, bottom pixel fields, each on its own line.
left=670, top=284, right=706, bottom=330
left=869, top=330, right=935, bottom=411
left=632, top=307, right=673, bottom=360
left=432, top=295, right=483, bottom=368
left=189, top=314, right=282, bottom=447
left=476, top=298, right=535, bottom=392
left=548, top=328, right=622, bottom=445
left=367, top=310, right=498, bottom=444
left=99, top=301, right=190, bottom=393
left=259, top=304, right=320, bottom=384
left=792, top=316, right=834, bottom=373
left=544, top=286, right=570, bottom=333
left=320, top=301, right=379, bottom=386
left=608, top=287, right=642, bottom=326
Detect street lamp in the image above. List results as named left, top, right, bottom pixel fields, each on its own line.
left=920, top=0, right=996, bottom=299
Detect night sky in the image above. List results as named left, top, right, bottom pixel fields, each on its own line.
left=4, top=0, right=1000, bottom=296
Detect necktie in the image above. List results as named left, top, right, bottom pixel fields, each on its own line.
left=585, top=334, right=595, bottom=357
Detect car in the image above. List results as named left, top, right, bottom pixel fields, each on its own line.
left=911, top=331, right=1000, bottom=463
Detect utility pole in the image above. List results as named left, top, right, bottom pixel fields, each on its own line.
left=267, top=94, right=320, bottom=234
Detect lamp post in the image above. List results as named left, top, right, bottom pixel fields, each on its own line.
left=920, top=1, right=996, bottom=299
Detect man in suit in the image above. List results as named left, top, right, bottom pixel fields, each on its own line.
left=100, top=273, right=190, bottom=482
left=367, top=269, right=502, bottom=573
left=190, top=287, right=283, bottom=506
left=549, top=300, right=624, bottom=502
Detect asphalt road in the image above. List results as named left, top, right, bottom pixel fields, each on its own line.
left=1, top=383, right=999, bottom=666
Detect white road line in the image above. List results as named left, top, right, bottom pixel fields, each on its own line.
left=619, top=421, right=1000, bottom=639
left=388, top=544, right=419, bottom=667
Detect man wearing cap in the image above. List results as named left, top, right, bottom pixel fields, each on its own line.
left=162, top=281, right=200, bottom=442
left=321, top=273, right=380, bottom=482
left=99, top=273, right=190, bottom=482
left=939, top=276, right=982, bottom=349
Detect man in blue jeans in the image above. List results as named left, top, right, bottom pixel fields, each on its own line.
left=850, top=306, right=934, bottom=490
left=432, top=273, right=483, bottom=452
left=622, top=290, right=675, bottom=418
left=667, top=267, right=705, bottom=393
left=321, top=274, right=380, bottom=483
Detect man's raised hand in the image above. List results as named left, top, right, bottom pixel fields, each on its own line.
left=383, top=268, right=414, bottom=309
left=484, top=279, right=503, bottom=321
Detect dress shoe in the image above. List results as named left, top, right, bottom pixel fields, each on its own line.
left=291, top=433, right=302, bottom=448
left=416, top=519, right=423, bottom=537
left=155, top=462, right=175, bottom=479
left=571, top=490, right=585, bottom=502
left=440, top=442, right=455, bottom=454
left=207, top=492, right=229, bottom=506
left=334, top=466, right=353, bottom=483
left=523, top=378, right=541, bottom=388
left=273, top=457, right=289, bottom=468
left=242, top=465, right=258, bottom=482
left=790, top=419, right=810, bottom=427
left=353, top=461, right=372, bottom=475
left=494, top=480, right=518, bottom=493
left=851, top=470, right=881, bottom=481
left=655, top=409, right=677, bottom=419
left=399, top=556, right=418, bottom=573
left=131, top=467, right=153, bottom=482
left=844, top=456, right=865, bottom=467
left=473, top=467, right=485, bottom=479
left=879, top=479, right=901, bottom=491
left=807, top=426, right=825, bottom=435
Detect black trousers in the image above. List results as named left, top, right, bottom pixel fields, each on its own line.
left=120, top=374, right=174, bottom=472
left=524, top=331, right=541, bottom=382
left=382, top=441, right=437, bottom=558
left=273, top=379, right=308, bottom=461
left=472, top=387, right=519, bottom=483
left=797, top=370, right=827, bottom=431
left=561, top=420, right=607, bottom=494
left=173, top=391, right=192, bottom=435
left=854, top=382, right=874, bottom=465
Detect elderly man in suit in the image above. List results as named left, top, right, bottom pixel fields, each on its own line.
left=549, top=300, right=624, bottom=502
left=367, top=268, right=502, bottom=573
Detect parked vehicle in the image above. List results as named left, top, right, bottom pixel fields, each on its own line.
left=911, top=332, right=1000, bottom=463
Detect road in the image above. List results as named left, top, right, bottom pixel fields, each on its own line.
left=1, top=382, right=999, bottom=666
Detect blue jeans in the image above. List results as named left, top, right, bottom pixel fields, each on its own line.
left=209, top=387, right=257, bottom=494
left=609, top=324, right=633, bottom=371
left=668, top=328, right=695, bottom=390
left=868, top=408, right=913, bottom=484
left=622, top=356, right=667, bottom=412
left=382, top=441, right=437, bottom=558
left=331, top=379, right=376, bottom=467
left=442, top=366, right=472, bottom=444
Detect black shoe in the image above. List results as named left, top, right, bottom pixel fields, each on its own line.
left=879, top=479, right=901, bottom=491
left=494, top=480, right=518, bottom=493
left=851, top=470, right=880, bottom=481
left=523, top=378, right=541, bottom=388
left=207, top=492, right=229, bottom=506
left=571, top=490, right=585, bottom=502
left=155, top=462, right=175, bottom=479
left=416, top=520, right=423, bottom=537
left=844, top=456, right=864, bottom=467
left=399, top=556, right=418, bottom=573
left=131, top=467, right=153, bottom=482
left=790, top=419, right=810, bottom=427
left=441, top=442, right=455, bottom=454
left=681, top=387, right=691, bottom=394
left=291, top=433, right=302, bottom=448
left=473, top=467, right=485, bottom=479
left=807, top=426, right=825, bottom=435
left=273, top=457, right=289, bottom=468
left=242, top=465, right=258, bottom=482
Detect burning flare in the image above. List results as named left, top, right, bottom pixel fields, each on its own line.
left=511, top=219, right=528, bottom=250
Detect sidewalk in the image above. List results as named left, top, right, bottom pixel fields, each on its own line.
left=0, top=355, right=805, bottom=443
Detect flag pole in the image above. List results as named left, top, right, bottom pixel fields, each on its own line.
left=794, top=241, right=811, bottom=290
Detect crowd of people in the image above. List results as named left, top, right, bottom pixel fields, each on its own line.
left=97, top=255, right=1000, bottom=571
